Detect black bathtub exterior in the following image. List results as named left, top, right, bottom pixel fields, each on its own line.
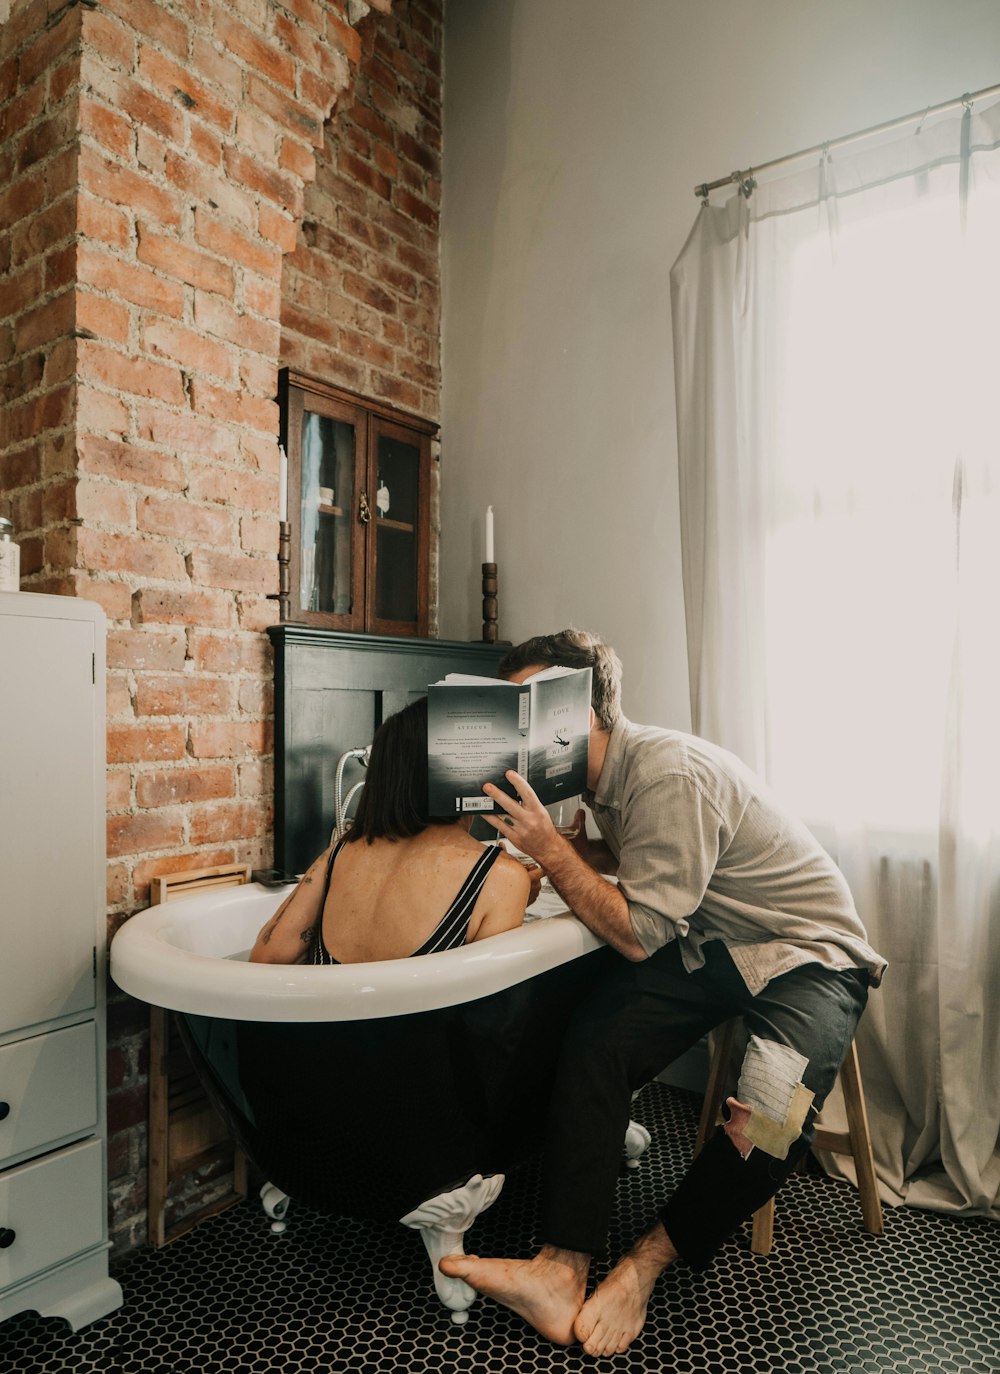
left=177, top=947, right=614, bottom=1222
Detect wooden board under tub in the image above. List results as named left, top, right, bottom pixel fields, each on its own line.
left=147, top=864, right=251, bottom=1247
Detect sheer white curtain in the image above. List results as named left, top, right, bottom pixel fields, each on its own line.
left=670, top=97, right=1000, bottom=1215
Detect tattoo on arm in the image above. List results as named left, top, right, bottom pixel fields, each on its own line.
left=257, top=859, right=325, bottom=953
left=258, top=887, right=299, bottom=945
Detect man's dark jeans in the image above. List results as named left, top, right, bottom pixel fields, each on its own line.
left=540, top=939, right=870, bottom=1268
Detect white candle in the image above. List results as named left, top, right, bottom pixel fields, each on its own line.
left=278, top=445, right=288, bottom=523
left=485, top=505, right=494, bottom=564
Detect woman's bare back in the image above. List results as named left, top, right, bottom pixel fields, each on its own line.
left=320, top=826, right=529, bottom=962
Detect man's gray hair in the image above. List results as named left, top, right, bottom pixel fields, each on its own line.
left=498, top=628, right=623, bottom=731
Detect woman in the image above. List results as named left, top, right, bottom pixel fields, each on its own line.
left=250, top=696, right=533, bottom=964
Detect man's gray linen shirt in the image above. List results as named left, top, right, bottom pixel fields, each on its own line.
left=586, top=719, right=886, bottom=994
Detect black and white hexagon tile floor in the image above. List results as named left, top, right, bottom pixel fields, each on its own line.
left=3, top=1084, right=999, bottom=1374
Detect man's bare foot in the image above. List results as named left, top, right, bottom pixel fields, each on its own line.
left=573, top=1222, right=677, bottom=1356
left=439, top=1246, right=589, bottom=1344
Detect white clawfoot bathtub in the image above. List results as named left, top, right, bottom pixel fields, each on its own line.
left=111, top=881, right=602, bottom=1021
left=110, top=883, right=649, bottom=1323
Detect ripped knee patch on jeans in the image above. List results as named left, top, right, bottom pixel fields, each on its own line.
left=734, top=1036, right=814, bottom=1160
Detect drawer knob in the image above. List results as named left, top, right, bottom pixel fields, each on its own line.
left=0, top=1102, right=9, bottom=1121
left=0, top=1228, right=15, bottom=1248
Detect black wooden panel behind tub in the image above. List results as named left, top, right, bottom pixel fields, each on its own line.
left=267, top=626, right=507, bottom=877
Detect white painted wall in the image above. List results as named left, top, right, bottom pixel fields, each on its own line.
left=440, top=0, right=1000, bottom=728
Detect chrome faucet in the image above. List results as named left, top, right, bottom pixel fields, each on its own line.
left=332, top=746, right=371, bottom=843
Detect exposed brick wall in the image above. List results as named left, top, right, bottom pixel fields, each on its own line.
left=0, top=0, right=84, bottom=582
left=281, top=0, right=442, bottom=418
left=0, top=0, right=442, bottom=1255
left=280, top=0, right=443, bottom=632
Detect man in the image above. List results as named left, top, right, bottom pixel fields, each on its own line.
left=440, top=629, right=885, bottom=1356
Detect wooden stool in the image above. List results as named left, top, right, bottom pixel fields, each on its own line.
left=694, top=1020, right=884, bottom=1255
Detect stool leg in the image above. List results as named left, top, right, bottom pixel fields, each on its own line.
left=750, top=1197, right=774, bottom=1255
left=696, top=1021, right=776, bottom=1256
left=695, top=1020, right=736, bottom=1155
left=839, top=1041, right=884, bottom=1236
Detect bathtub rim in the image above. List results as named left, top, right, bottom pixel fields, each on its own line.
left=110, top=881, right=605, bottom=1022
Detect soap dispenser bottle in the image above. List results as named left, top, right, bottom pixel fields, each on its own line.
left=0, top=517, right=19, bottom=592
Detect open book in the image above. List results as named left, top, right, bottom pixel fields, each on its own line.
left=427, top=665, right=592, bottom=816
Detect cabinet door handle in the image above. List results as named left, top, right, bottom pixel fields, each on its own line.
left=0, top=1228, right=15, bottom=1248
left=358, top=490, right=372, bottom=524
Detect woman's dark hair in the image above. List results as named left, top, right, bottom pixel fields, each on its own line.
left=343, top=696, right=455, bottom=843
left=498, top=628, right=623, bottom=731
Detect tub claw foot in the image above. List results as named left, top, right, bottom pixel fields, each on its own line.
left=400, top=1172, right=505, bottom=1323
left=260, top=1182, right=291, bottom=1232
left=623, top=1119, right=651, bottom=1169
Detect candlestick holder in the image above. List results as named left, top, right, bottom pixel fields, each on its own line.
left=266, top=520, right=291, bottom=621
left=481, top=561, right=498, bottom=643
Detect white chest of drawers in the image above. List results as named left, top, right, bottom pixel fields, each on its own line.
left=0, top=592, right=122, bottom=1330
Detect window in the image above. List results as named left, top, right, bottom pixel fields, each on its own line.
left=762, top=177, right=1000, bottom=831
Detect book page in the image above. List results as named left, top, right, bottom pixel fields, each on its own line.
left=520, top=665, right=578, bottom=682
left=432, top=673, right=518, bottom=687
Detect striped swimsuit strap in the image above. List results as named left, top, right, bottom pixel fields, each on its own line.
left=410, top=842, right=504, bottom=956
left=310, top=838, right=348, bottom=966
left=312, top=840, right=504, bottom=965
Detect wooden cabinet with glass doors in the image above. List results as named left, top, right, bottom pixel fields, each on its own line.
left=279, top=370, right=434, bottom=636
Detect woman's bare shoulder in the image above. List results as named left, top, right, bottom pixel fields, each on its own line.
left=438, top=838, right=527, bottom=886
left=490, top=848, right=532, bottom=883
left=474, top=849, right=531, bottom=932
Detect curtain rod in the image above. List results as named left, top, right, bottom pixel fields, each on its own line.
left=693, top=79, right=1000, bottom=199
